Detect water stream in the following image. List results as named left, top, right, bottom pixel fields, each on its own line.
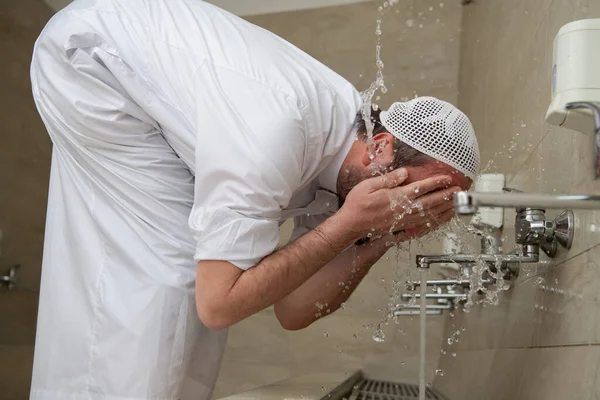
left=419, top=268, right=428, bottom=400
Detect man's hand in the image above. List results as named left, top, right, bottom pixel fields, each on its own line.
left=337, top=168, right=460, bottom=240
left=195, top=168, right=460, bottom=331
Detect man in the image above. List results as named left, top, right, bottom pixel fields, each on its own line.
left=29, top=0, right=480, bottom=399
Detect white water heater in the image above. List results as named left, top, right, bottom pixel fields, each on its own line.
left=545, top=18, right=600, bottom=134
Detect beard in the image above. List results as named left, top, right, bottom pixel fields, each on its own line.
left=336, top=165, right=374, bottom=209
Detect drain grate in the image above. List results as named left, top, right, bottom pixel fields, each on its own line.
left=348, top=379, right=448, bottom=400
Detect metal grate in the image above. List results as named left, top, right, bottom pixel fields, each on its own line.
left=348, top=379, right=448, bottom=400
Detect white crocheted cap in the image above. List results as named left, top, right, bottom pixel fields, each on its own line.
left=380, top=97, right=480, bottom=180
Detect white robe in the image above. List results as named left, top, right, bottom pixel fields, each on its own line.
left=29, top=0, right=361, bottom=398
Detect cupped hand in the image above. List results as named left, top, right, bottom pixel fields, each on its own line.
left=339, top=168, right=460, bottom=241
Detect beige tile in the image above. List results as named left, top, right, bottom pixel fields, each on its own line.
left=217, top=370, right=357, bottom=400
left=434, top=349, right=496, bottom=400
left=289, top=353, right=362, bottom=382
left=439, top=275, right=535, bottom=351
left=288, top=315, right=395, bottom=365
left=476, top=28, right=549, bottom=182
left=213, top=361, right=292, bottom=400
left=221, top=307, right=291, bottom=365
left=436, top=348, right=528, bottom=400
left=515, top=345, right=600, bottom=400
left=532, top=246, right=600, bottom=347
left=0, top=289, right=38, bottom=346
left=484, top=349, right=529, bottom=400
left=0, top=346, right=34, bottom=400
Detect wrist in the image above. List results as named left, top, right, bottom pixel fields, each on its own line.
left=320, top=209, right=365, bottom=248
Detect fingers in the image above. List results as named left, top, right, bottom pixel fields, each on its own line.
left=401, top=201, right=455, bottom=230
left=391, top=174, right=453, bottom=200
left=413, top=186, right=461, bottom=210
left=365, top=168, right=408, bottom=191
left=425, top=200, right=455, bottom=216
left=404, top=208, right=455, bottom=239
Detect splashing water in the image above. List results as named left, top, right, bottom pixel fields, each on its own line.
left=361, top=1, right=403, bottom=163
left=373, top=325, right=386, bottom=342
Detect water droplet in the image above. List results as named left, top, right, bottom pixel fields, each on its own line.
left=323, top=331, right=329, bottom=338
left=373, top=328, right=385, bottom=342
left=452, top=352, right=457, bottom=357
left=435, top=369, right=445, bottom=376
left=441, top=349, right=447, bottom=355
left=447, top=338, right=454, bottom=345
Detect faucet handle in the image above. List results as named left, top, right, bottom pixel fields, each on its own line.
left=0, top=265, right=19, bottom=290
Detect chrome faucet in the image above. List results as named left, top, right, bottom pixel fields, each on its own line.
left=394, top=285, right=469, bottom=316
left=394, top=200, right=575, bottom=316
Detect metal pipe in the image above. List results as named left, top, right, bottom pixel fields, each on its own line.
left=400, top=293, right=467, bottom=300
left=397, top=303, right=453, bottom=310
left=406, top=278, right=493, bottom=287
left=566, top=102, right=600, bottom=180
left=416, top=252, right=539, bottom=268
left=394, top=309, right=443, bottom=316
left=453, top=191, right=600, bottom=216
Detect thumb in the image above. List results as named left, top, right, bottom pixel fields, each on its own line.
left=367, top=168, right=408, bottom=191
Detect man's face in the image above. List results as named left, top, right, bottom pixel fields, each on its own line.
left=402, top=160, right=472, bottom=192
left=336, top=133, right=473, bottom=205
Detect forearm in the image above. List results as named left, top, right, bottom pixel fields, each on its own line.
left=196, top=212, right=362, bottom=330
left=274, top=235, right=397, bottom=330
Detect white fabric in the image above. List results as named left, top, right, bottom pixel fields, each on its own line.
left=380, top=97, right=480, bottom=180
left=29, top=0, right=361, bottom=399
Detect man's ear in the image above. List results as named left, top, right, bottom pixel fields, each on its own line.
left=360, top=132, right=396, bottom=166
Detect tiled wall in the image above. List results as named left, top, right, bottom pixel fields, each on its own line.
left=434, top=1, right=600, bottom=399
left=0, top=1, right=54, bottom=399
left=214, top=0, right=464, bottom=397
